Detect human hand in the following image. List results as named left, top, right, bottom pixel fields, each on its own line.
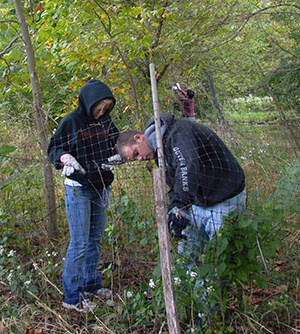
left=60, top=153, right=86, bottom=176
left=101, top=153, right=127, bottom=171
left=175, top=83, right=181, bottom=90
left=172, top=83, right=181, bottom=91
left=108, top=154, right=123, bottom=164
left=167, top=207, right=190, bottom=240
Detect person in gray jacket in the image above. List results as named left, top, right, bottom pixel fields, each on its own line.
left=116, top=113, right=246, bottom=267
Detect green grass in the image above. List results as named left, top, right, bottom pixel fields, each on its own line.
left=226, top=111, right=278, bottom=124
left=0, top=116, right=299, bottom=333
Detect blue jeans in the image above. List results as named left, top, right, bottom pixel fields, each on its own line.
left=178, top=189, right=247, bottom=267
left=62, top=185, right=110, bottom=304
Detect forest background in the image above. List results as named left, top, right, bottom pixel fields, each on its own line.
left=0, top=0, right=299, bottom=333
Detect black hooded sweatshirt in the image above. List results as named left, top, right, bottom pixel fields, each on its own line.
left=48, top=79, right=119, bottom=189
left=145, top=113, right=245, bottom=209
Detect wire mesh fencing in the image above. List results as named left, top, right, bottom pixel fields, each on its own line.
left=0, top=115, right=299, bottom=332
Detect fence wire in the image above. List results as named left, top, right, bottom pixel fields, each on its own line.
left=0, top=117, right=299, bottom=333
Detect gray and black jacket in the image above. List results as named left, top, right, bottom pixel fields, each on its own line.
left=145, top=113, right=245, bottom=210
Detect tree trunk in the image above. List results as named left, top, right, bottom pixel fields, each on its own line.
left=13, top=0, right=59, bottom=241
left=207, top=71, right=224, bottom=125
left=255, top=61, right=300, bottom=156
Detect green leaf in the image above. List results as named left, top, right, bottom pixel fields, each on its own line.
left=199, top=263, right=214, bottom=276
left=215, top=237, right=229, bottom=257
left=234, top=239, right=244, bottom=252
left=218, top=262, right=226, bottom=275
left=0, top=145, right=17, bottom=155
left=237, top=218, right=252, bottom=228
left=226, top=326, right=235, bottom=333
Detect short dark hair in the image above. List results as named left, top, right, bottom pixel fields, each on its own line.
left=116, top=130, right=143, bottom=158
left=186, top=89, right=195, bottom=98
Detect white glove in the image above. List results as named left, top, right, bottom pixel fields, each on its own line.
left=61, top=165, right=75, bottom=177
left=176, top=83, right=181, bottom=90
left=108, top=154, right=123, bottom=163
left=101, top=153, right=126, bottom=171
left=172, top=85, right=178, bottom=91
left=60, top=153, right=86, bottom=176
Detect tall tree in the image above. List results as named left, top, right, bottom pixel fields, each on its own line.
left=12, top=0, right=59, bottom=240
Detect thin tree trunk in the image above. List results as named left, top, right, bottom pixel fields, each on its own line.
left=206, top=72, right=234, bottom=139
left=255, top=61, right=300, bottom=156
left=13, top=0, right=59, bottom=240
left=207, top=71, right=224, bottom=125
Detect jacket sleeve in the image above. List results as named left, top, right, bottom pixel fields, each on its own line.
left=167, top=131, right=203, bottom=210
left=107, top=118, right=119, bottom=155
left=47, top=117, right=78, bottom=169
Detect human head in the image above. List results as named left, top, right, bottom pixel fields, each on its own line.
left=92, top=99, right=114, bottom=120
left=186, top=89, right=195, bottom=98
left=79, top=79, right=116, bottom=119
left=116, top=130, right=155, bottom=161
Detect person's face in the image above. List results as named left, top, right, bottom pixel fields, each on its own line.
left=122, top=134, right=155, bottom=161
left=92, top=100, right=112, bottom=120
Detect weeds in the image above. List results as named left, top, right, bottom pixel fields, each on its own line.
left=0, top=119, right=299, bottom=333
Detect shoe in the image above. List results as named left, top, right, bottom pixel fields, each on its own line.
left=84, top=288, right=113, bottom=300
left=62, top=299, right=97, bottom=313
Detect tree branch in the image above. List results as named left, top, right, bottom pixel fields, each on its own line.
left=92, top=0, right=142, bottom=125
left=151, top=0, right=169, bottom=50
left=93, top=0, right=112, bottom=37
left=0, top=19, right=18, bottom=24
left=239, top=3, right=300, bottom=20
left=156, top=60, right=173, bottom=82
left=0, top=36, right=20, bottom=57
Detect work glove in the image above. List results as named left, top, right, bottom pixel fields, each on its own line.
left=175, top=83, right=181, bottom=90
left=107, top=153, right=123, bottom=164
left=60, top=153, right=86, bottom=176
left=101, top=154, right=127, bottom=171
left=172, top=83, right=182, bottom=91
left=167, top=207, right=190, bottom=240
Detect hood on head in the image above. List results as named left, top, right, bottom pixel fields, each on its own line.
left=145, top=113, right=175, bottom=129
left=78, top=79, right=116, bottom=117
left=145, top=113, right=175, bottom=151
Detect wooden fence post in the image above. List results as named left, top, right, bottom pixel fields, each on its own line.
left=149, top=63, right=181, bottom=334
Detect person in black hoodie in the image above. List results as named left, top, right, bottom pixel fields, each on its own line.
left=48, top=79, right=119, bottom=312
left=116, top=113, right=246, bottom=267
